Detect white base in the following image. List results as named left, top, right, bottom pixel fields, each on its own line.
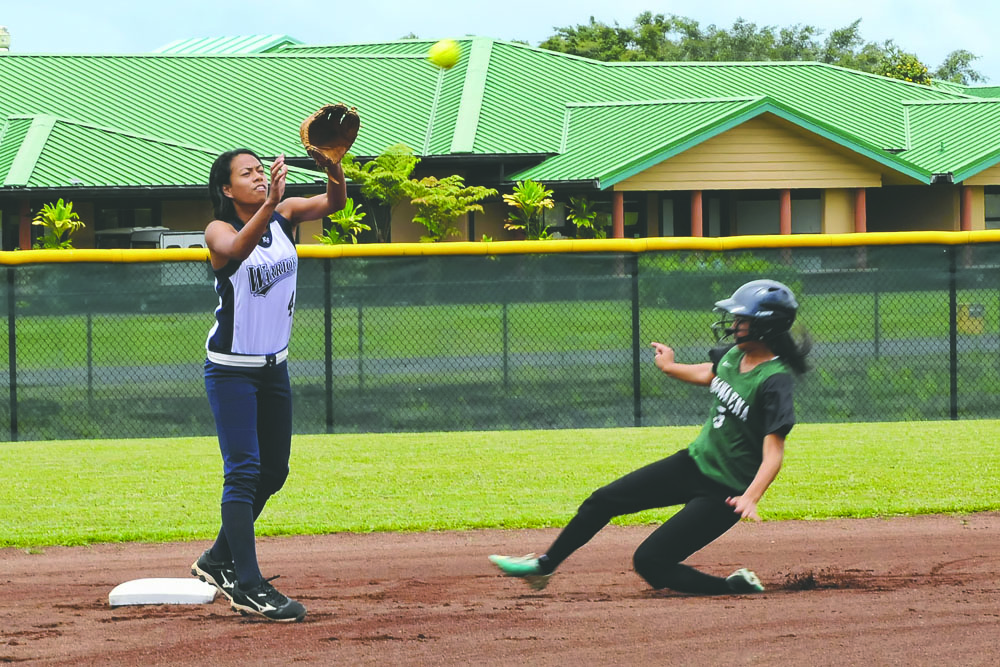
left=109, top=578, right=218, bottom=607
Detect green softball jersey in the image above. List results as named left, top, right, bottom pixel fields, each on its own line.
left=688, top=345, right=796, bottom=492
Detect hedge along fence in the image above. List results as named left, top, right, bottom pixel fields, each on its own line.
left=2, top=231, right=999, bottom=441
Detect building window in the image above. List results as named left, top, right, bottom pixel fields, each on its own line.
left=94, top=200, right=161, bottom=248
left=985, top=187, right=1000, bottom=230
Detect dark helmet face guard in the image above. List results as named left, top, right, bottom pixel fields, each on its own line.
left=711, top=280, right=798, bottom=344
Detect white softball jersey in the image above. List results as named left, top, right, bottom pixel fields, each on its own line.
left=206, top=213, right=297, bottom=358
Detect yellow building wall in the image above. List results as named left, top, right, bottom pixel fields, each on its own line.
left=822, top=189, right=854, bottom=234
left=615, top=115, right=883, bottom=191
left=966, top=185, right=985, bottom=231
left=962, top=164, right=1000, bottom=186
left=386, top=200, right=515, bottom=243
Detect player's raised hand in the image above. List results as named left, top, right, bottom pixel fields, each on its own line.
left=267, top=154, right=287, bottom=205
left=650, top=341, right=675, bottom=371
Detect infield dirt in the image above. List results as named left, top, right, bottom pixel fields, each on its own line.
left=2, top=513, right=998, bottom=665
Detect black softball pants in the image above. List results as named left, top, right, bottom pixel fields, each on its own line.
left=543, top=448, right=742, bottom=593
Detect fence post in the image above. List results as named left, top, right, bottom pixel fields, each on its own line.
left=357, top=299, right=365, bottom=392
left=7, top=268, right=17, bottom=441
left=873, top=280, right=881, bottom=358
left=324, top=258, right=333, bottom=434
left=502, top=300, right=510, bottom=392
left=86, top=309, right=94, bottom=411
left=630, top=254, right=641, bottom=427
left=948, top=247, right=959, bottom=420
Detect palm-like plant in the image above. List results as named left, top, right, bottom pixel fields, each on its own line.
left=406, top=175, right=497, bottom=242
left=32, top=199, right=85, bottom=249
left=503, top=180, right=555, bottom=240
left=314, top=198, right=370, bottom=245
left=566, top=196, right=610, bottom=239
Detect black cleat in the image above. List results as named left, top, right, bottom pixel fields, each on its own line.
left=191, top=549, right=238, bottom=601
left=229, top=576, right=306, bottom=622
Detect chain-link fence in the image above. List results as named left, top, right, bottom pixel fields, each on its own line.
left=2, top=241, right=998, bottom=441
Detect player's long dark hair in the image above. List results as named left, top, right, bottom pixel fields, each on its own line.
left=767, top=328, right=812, bottom=376
left=208, top=148, right=261, bottom=225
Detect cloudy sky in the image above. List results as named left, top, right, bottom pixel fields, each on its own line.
left=4, top=0, right=998, bottom=82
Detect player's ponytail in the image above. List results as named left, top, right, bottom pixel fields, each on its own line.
left=769, top=329, right=812, bottom=376
left=208, top=149, right=261, bottom=225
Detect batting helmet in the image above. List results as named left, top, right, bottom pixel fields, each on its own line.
left=711, top=279, right=798, bottom=344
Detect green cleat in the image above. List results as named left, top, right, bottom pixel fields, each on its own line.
left=488, top=553, right=553, bottom=591
left=726, top=568, right=765, bottom=594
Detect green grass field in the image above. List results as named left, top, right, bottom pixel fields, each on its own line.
left=2, top=421, right=997, bottom=549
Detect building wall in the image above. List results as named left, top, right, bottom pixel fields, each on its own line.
left=386, top=199, right=514, bottom=243
left=822, top=189, right=855, bottom=234
left=615, top=115, right=883, bottom=191
left=962, top=163, right=1000, bottom=186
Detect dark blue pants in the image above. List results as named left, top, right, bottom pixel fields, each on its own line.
left=204, top=360, right=292, bottom=586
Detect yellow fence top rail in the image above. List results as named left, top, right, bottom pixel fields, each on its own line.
left=4, top=230, right=1000, bottom=265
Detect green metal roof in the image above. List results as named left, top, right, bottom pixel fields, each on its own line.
left=152, top=35, right=303, bottom=54
left=511, top=97, right=929, bottom=188
left=471, top=42, right=966, bottom=157
left=961, top=86, right=1000, bottom=99
left=0, top=115, right=322, bottom=189
left=2, top=37, right=1000, bottom=192
left=0, top=53, right=445, bottom=162
left=512, top=98, right=762, bottom=184
left=900, top=99, right=1000, bottom=180
left=931, top=79, right=1000, bottom=99
left=0, top=117, right=34, bottom=184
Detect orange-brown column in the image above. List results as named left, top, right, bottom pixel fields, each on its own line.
left=854, top=188, right=867, bottom=233
left=960, top=185, right=973, bottom=231
left=691, top=190, right=703, bottom=237
left=612, top=191, right=624, bottom=239
left=779, top=189, right=792, bottom=235
left=19, top=199, right=31, bottom=250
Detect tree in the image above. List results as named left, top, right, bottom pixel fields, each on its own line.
left=314, top=198, right=370, bottom=245
left=32, top=199, right=85, bottom=249
left=935, top=49, right=985, bottom=85
left=876, top=45, right=931, bottom=85
left=404, top=175, right=497, bottom=243
left=342, top=144, right=419, bottom=242
left=503, top=180, right=555, bottom=240
left=539, top=13, right=985, bottom=83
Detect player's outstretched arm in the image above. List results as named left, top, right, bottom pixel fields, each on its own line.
left=651, top=341, right=714, bottom=386
left=277, top=163, right=348, bottom=226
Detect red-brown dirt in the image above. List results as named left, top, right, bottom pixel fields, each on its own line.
left=2, top=513, right=998, bottom=666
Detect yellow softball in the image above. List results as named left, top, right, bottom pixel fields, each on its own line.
left=428, top=39, right=461, bottom=69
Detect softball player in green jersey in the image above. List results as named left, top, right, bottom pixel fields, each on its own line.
left=490, top=279, right=811, bottom=594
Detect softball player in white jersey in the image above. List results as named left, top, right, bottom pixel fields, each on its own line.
left=192, top=149, right=345, bottom=622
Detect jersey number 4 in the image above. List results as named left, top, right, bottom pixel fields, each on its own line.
left=288, top=291, right=296, bottom=317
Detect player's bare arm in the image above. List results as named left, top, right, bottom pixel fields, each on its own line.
left=726, top=433, right=785, bottom=521
left=651, top=341, right=714, bottom=386
left=276, top=162, right=348, bottom=224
